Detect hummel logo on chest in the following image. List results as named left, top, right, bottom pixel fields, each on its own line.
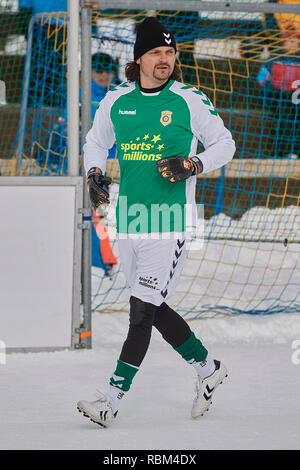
left=119, top=109, right=136, bottom=115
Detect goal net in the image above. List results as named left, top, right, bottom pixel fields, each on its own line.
left=0, top=2, right=299, bottom=318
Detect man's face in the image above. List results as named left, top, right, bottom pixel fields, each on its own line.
left=92, top=69, right=114, bottom=87
left=136, top=46, right=176, bottom=87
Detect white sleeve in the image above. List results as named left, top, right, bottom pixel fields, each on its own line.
left=190, top=93, right=236, bottom=174
left=83, top=93, right=116, bottom=175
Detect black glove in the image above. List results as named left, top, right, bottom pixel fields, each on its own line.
left=156, top=155, right=203, bottom=183
left=86, top=167, right=112, bottom=209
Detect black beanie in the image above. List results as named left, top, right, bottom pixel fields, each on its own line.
left=134, top=17, right=177, bottom=61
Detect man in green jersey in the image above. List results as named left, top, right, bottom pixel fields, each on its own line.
left=77, top=17, right=235, bottom=428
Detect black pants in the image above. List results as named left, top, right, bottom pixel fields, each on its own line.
left=119, top=296, right=192, bottom=367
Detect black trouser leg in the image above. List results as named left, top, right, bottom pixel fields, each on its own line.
left=119, top=296, right=157, bottom=367
left=153, top=302, right=192, bottom=348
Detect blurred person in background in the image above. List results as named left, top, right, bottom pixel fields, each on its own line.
left=47, top=52, right=120, bottom=175
left=257, top=29, right=300, bottom=159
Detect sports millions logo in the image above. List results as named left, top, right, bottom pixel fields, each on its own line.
left=120, top=133, right=164, bottom=161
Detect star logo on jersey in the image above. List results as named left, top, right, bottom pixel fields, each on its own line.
left=160, top=110, right=173, bottom=127
left=120, top=133, right=164, bottom=161
left=151, top=134, right=161, bottom=144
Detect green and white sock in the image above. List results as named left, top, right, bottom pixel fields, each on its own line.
left=107, top=360, right=139, bottom=413
left=190, top=354, right=216, bottom=379
left=174, top=332, right=215, bottom=379
left=106, top=385, right=126, bottom=414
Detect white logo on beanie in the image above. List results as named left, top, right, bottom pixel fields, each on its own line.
left=163, top=32, right=171, bottom=45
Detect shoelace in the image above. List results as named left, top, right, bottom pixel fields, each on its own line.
left=94, top=390, right=110, bottom=405
left=95, top=390, right=115, bottom=411
left=94, top=390, right=114, bottom=420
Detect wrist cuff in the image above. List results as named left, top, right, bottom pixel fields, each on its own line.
left=87, top=167, right=102, bottom=178
left=190, top=156, right=203, bottom=175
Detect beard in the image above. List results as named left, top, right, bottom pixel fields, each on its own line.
left=153, top=63, right=172, bottom=81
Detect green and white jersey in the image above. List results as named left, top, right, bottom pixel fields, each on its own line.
left=84, top=79, right=235, bottom=234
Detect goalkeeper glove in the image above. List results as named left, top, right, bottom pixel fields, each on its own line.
left=86, top=167, right=112, bottom=209
left=156, top=155, right=203, bottom=183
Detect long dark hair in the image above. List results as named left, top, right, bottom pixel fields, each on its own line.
left=125, top=61, right=182, bottom=82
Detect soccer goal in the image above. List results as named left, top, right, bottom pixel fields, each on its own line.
left=82, top=1, right=300, bottom=318
left=0, top=0, right=299, bottom=328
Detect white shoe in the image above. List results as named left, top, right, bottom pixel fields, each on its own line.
left=191, top=360, right=228, bottom=419
left=77, top=393, right=117, bottom=428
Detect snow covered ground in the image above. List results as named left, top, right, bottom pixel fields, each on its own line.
left=1, top=311, right=300, bottom=450
left=1, top=182, right=299, bottom=450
